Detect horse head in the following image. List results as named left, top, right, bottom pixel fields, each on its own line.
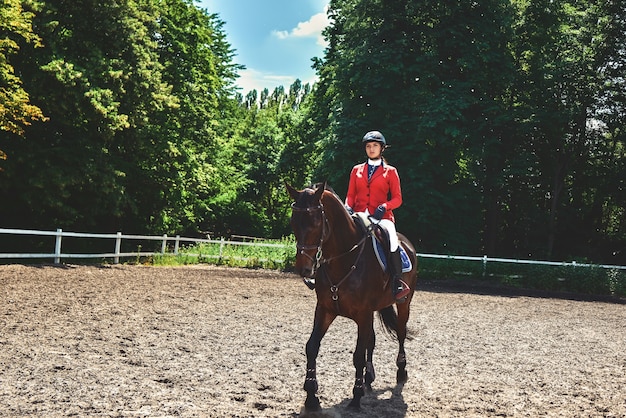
left=286, top=181, right=328, bottom=278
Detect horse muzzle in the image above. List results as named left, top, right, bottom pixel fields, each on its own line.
left=295, top=258, right=317, bottom=279
left=295, top=245, right=323, bottom=279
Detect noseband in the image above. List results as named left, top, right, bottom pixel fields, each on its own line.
left=291, top=202, right=329, bottom=276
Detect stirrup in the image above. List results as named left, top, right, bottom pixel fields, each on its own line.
left=303, top=278, right=315, bottom=290
left=394, top=279, right=410, bottom=302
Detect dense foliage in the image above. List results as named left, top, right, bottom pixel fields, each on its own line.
left=0, top=0, right=46, bottom=139
left=0, top=0, right=624, bottom=265
left=310, top=0, right=626, bottom=264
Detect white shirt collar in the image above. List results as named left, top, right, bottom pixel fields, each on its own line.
left=367, top=158, right=382, bottom=166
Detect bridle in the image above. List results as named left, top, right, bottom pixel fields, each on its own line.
left=291, top=200, right=369, bottom=282
left=291, top=202, right=329, bottom=276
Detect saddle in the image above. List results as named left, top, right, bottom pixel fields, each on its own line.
left=352, top=213, right=412, bottom=273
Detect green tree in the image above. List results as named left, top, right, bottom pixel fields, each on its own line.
left=311, top=0, right=517, bottom=253
left=508, top=0, right=626, bottom=261
left=219, top=80, right=315, bottom=238
left=0, top=0, right=46, bottom=148
left=0, top=0, right=242, bottom=236
left=150, top=0, right=242, bottom=234
left=0, top=0, right=178, bottom=232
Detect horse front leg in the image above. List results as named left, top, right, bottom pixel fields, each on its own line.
left=348, top=314, right=374, bottom=410
left=303, top=306, right=335, bottom=412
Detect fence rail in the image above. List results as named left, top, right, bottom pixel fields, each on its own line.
left=0, top=228, right=289, bottom=264
left=415, top=252, right=626, bottom=271
left=1, top=227, right=625, bottom=272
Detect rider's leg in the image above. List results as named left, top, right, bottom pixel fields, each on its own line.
left=379, top=220, right=410, bottom=301
left=379, top=219, right=399, bottom=253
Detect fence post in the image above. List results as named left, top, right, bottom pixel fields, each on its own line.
left=161, top=234, right=167, bottom=254
left=220, top=237, right=225, bottom=259
left=54, top=228, right=62, bottom=264
left=174, top=235, right=180, bottom=255
left=482, top=255, right=488, bottom=278
left=114, top=232, right=122, bottom=264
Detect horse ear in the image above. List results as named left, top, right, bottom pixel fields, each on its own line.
left=285, top=182, right=300, bottom=201
left=313, top=181, right=325, bottom=202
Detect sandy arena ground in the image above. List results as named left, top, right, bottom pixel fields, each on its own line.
left=0, top=264, right=625, bottom=417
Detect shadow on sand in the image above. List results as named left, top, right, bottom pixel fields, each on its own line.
left=418, top=277, right=626, bottom=305
left=297, top=382, right=408, bottom=418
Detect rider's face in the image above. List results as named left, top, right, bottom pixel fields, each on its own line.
left=365, top=142, right=383, bottom=159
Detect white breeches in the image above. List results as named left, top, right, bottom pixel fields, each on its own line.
left=378, top=219, right=399, bottom=252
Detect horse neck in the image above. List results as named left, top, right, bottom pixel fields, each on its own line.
left=321, top=192, right=361, bottom=254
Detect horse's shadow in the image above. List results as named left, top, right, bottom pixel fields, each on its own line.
left=296, top=383, right=408, bottom=418
left=336, top=383, right=408, bottom=417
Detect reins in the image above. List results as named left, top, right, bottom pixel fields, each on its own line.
left=291, top=198, right=370, bottom=304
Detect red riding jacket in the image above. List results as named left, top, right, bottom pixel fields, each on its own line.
left=345, top=161, right=402, bottom=223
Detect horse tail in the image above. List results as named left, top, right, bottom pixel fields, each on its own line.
left=377, top=306, right=399, bottom=341
left=377, top=306, right=414, bottom=341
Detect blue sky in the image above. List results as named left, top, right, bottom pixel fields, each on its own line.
left=196, top=0, right=330, bottom=94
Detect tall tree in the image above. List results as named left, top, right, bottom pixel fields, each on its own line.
left=0, top=0, right=241, bottom=236
left=149, top=0, right=242, bottom=233
left=509, top=0, right=626, bottom=261
left=0, top=0, right=46, bottom=150
left=218, top=80, right=314, bottom=238
left=312, top=0, right=517, bottom=253
left=0, top=0, right=178, bottom=232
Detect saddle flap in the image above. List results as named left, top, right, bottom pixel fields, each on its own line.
left=352, top=212, right=412, bottom=273
left=352, top=212, right=390, bottom=249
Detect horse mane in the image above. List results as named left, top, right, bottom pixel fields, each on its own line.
left=310, top=182, right=336, bottom=195
left=310, top=182, right=341, bottom=204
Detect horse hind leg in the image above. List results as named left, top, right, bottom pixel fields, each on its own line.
left=395, top=304, right=411, bottom=383
left=378, top=305, right=409, bottom=383
left=396, top=346, right=408, bottom=383
left=365, top=360, right=376, bottom=392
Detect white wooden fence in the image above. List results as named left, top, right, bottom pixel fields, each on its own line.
left=0, top=227, right=625, bottom=272
left=0, top=228, right=289, bottom=264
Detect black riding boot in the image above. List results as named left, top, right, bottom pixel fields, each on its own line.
left=389, top=250, right=410, bottom=302
left=303, top=277, right=315, bottom=290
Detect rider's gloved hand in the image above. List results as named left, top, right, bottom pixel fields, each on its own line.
left=372, top=205, right=386, bottom=220
left=345, top=205, right=354, bottom=215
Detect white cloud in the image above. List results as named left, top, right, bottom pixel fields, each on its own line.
left=272, top=8, right=330, bottom=47
left=234, top=4, right=330, bottom=94
left=236, top=68, right=318, bottom=95
left=236, top=68, right=296, bottom=94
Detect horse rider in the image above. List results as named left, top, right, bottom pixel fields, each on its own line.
left=343, top=130, right=410, bottom=301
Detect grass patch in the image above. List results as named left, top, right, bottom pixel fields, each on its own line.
left=151, top=237, right=296, bottom=270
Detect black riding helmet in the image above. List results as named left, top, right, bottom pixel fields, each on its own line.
left=362, top=130, right=386, bottom=146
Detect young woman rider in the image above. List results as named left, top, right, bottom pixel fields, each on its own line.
left=344, top=130, right=410, bottom=301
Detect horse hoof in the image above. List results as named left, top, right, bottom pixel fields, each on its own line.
left=304, top=396, right=322, bottom=412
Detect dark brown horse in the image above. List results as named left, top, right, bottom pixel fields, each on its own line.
left=286, top=181, right=418, bottom=412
